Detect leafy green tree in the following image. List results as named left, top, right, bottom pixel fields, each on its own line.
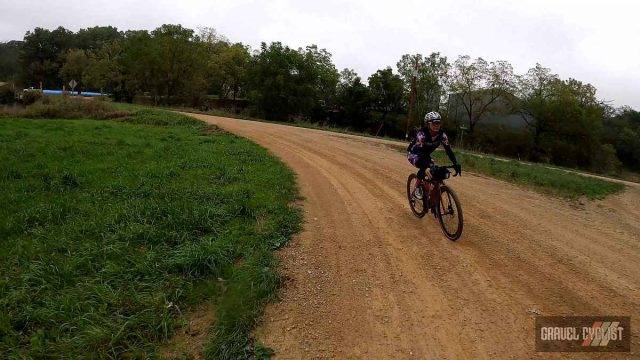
left=199, top=28, right=232, bottom=97
left=447, top=55, right=517, bottom=133
left=208, top=43, right=251, bottom=100
left=248, top=42, right=308, bottom=120
left=59, top=49, right=90, bottom=91
left=83, top=25, right=211, bottom=103
left=603, top=107, right=640, bottom=169
left=84, top=41, right=125, bottom=97
left=302, top=45, right=339, bottom=115
left=397, top=52, right=449, bottom=117
left=149, top=24, right=208, bottom=104
left=515, top=64, right=558, bottom=157
left=90, top=25, right=208, bottom=104
left=198, top=27, right=229, bottom=48
left=336, top=68, right=371, bottom=129
left=117, top=30, right=156, bottom=102
left=368, top=67, right=404, bottom=134
left=518, top=70, right=605, bottom=167
left=75, top=26, right=123, bottom=52
left=248, top=42, right=338, bottom=120
left=21, top=27, right=75, bottom=88
left=0, top=41, right=22, bottom=83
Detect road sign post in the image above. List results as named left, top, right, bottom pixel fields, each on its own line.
left=69, top=79, right=78, bottom=95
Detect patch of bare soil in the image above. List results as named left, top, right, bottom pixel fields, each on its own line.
left=159, top=302, right=215, bottom=360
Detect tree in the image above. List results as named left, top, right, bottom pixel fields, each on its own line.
left=603, top=106, right=640, bottom=169
left=20, top=26, right=76, bottom=88
left=149, top=24, right=208, bottom=104
left=368, top=67, right=404, bottom=134
left=59, top=49, right=90, bottom=91
left=199, top=27, right=233, bottom=97
left=247, top=42, right=338, bottom=120
left=248, top=42, right=307, bottom=120
left=208, top=42, right=251, bottom=100
left=84, top=40, right=125, bottom=97
left=21, top=27, right=67, bottom=88
left=447, top=55, right=517, bottom=133
left=198, top=27, right=228, bottom=48
left=517, top=68, right=605, bottom=167
left=397, top=52, right=449, bottom=118
left=514, top=64, right=558, bottom=158
left=116, top=30, right=156, bottom=102
left=302, top=45, right=339, bottom=115
left=336, top=69, right=371, bottom=129
left=0, top=41, right=22, bottom=83
left=75, top=26, right=122, bottom=52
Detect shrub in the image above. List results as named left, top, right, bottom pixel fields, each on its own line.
left=21, top=89, right=42, bottom=105
left=20, top=96, right=131, bottom=119
left=593, top=144, right=622, bottom=175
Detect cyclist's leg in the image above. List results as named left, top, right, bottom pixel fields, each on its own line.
left=426, top=159, right=437, bottom=180
left=416, top=156, right=431, bottom=181
left=417, top=167, right=426, bottom=181
left=427, top=159, right=441, bottom=212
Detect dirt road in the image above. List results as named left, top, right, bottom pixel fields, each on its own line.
left=189, top=113, right=639, bottom=359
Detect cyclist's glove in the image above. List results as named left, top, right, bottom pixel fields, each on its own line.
left=453, top=164, right=462, bottom=176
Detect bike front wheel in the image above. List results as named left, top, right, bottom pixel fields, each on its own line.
left=436, top=185, right=464, bottom=240
left=407, top=174, right=427, bottom=218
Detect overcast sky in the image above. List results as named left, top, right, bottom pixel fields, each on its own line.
left=2, top=0, right=639, bottom=108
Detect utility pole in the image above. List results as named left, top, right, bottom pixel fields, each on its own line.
left=405, top=57, right=420, bottom=139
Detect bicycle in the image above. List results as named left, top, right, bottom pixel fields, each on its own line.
left=406, top=165, right=464, bottom=241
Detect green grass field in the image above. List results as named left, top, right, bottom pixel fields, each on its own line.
left=0, top=107, right=301, bottom=358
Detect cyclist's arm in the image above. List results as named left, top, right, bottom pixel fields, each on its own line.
left=441, top=133, right=458, bottom=165
left=407, top=129, right=425, bottom=153
left=406, top=137, right=416, bottom=152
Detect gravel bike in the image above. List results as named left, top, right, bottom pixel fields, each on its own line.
left=406, top=165, right=464, bottom=241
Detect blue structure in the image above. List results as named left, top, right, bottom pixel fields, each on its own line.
left=42, top=89, right=106, bottom=97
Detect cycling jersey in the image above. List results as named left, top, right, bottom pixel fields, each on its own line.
left=407, top=127, right=458, bottom=166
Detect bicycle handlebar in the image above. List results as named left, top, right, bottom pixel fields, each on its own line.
left=439, top=164, right=461, bottom=177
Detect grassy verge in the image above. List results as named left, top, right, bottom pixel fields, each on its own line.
left=0, top=105, right=301, bottom=358
left=431, top=150, right=625, bottom=199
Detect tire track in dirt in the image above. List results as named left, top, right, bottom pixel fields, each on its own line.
left=186, top=113, right=639, bottom=359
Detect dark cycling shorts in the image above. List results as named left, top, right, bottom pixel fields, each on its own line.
left=407, top=153, right=433, bottom=169
left=408, top=153, right=435, bottom=180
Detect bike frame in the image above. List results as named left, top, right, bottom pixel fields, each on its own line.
left=426, top=180, right=441, bottom=209
left=407, top=164, right=463, bottom=240
left=425, top=165, right=456, bottom=207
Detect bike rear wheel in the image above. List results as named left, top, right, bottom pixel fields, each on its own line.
left=407, top=174, right=427, bottom=218
left=436, top=185, right=464, bottom=240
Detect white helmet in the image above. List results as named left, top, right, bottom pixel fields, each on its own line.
left=424, top=111, right=441, bottom=124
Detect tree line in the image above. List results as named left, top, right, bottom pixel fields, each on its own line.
left=1, top=24, right=638, bottom=174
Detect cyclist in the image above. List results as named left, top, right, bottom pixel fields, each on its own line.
left=407, top=111, right=461, bottom=199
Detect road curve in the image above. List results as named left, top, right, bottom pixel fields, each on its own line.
left=187, top=113, right=639, bottom=359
